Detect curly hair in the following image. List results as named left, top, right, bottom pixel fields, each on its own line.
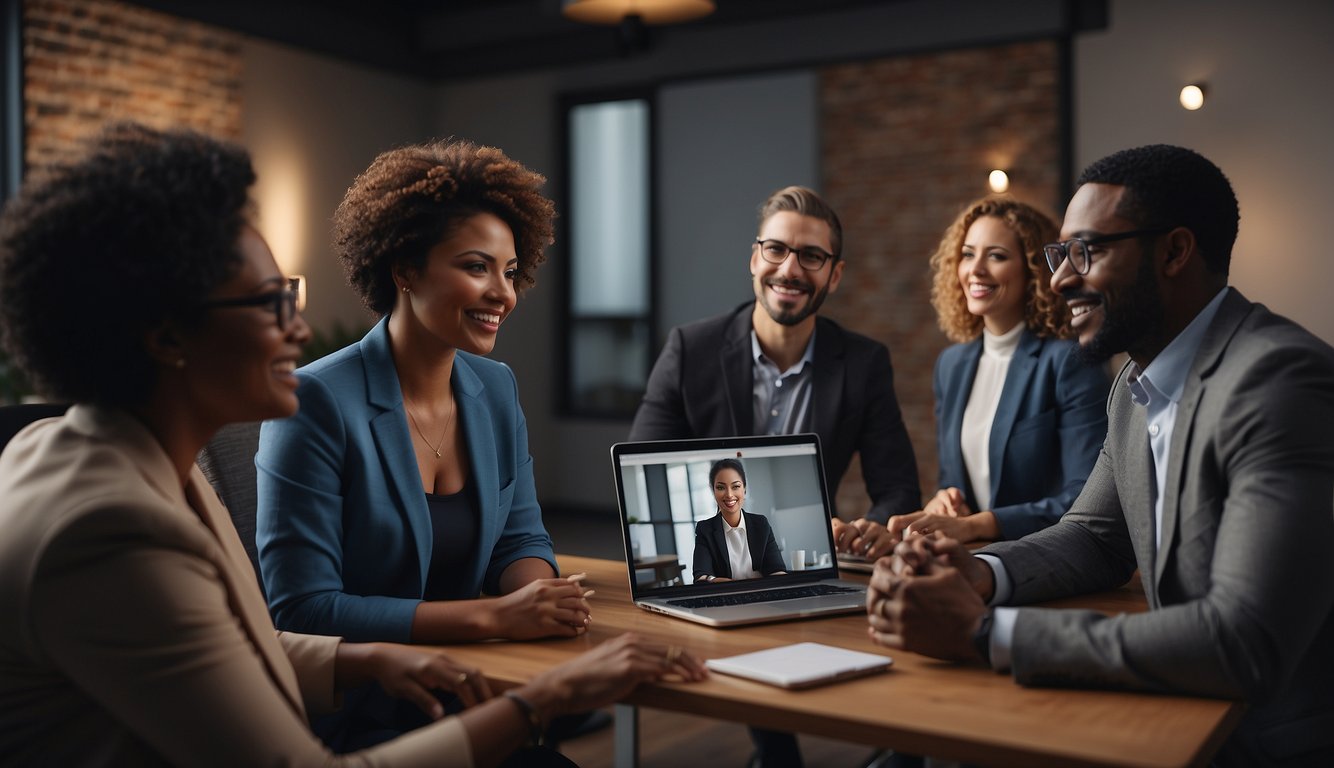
left=928, top=197, right=1068, bottom=344
left=709, top=458, right=747, bottom=488
left=333, top=138, right=556, bottom=315
left=758, top=186, right=843, bottom=258
left=0, top=122, right=254, bottom=407
left=1077, top=144, right=1238, bottom=276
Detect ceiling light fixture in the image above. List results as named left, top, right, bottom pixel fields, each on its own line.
left=988, top=170, right=1010, bottom=194
left=561, top=0, right=716, bottom=26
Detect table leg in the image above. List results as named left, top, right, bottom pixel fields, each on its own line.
left=613, top=703, right=639, bottom=768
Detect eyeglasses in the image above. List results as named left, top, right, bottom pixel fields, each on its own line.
left=1043, top=227, right=1172, bottom=275
left=200, top=276, right=304, bottom=330
left=754, top=239, right=838, bottom=271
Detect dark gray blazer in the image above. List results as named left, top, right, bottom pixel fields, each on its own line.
left=982, top=289, right=1334, bottom=766
left=630, top=303, right=920, bottom=523
left=692, top=511, right=786, bottom=580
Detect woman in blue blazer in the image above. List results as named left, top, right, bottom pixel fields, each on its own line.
left=888, top=198, right=1110, bottom=543
left=256, top=140, right=590, bottom=651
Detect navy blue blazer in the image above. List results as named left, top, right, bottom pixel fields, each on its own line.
left=934, top=329, right=1109, bottom=539
left=692, top=511, right=786, bottom=580
left=255, top=318, right=556, bottom=643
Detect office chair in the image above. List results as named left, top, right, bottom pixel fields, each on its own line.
left=0, top=402, right=70, bottom=453
left=196, top=421, right=265, bottom=592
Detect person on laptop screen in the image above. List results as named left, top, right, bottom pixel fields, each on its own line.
left=629, top=185, right=921, bottom=567
left=693, top=459, right=787, bottom=583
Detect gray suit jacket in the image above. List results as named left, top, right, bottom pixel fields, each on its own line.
left=982, top=289, right=1334, bottom=766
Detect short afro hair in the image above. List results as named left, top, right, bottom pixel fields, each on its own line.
left=0, top=122, right=254, bottom=407
left=333, top=138, right=556, bottom=316
left=929, top=197, right=1068, bottom=343
left=1076, top=144, right=1238, bottom=276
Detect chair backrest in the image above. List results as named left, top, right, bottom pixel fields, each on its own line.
left=0, top=403, right=70, bottom=453
left=196, top=421, right=264, bottom=592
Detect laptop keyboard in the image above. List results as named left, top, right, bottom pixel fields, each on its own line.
left=667, top=584, right=860, bottom=609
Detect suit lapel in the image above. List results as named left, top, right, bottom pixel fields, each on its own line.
left=710, top=516, right=732, bottom=578
left=940, top=341, right=981, bottom=503
left=1152, top=289, right=1249, bottom=590
left=811, top=319, right=844, bottom=438
left=362, top=319, right=433, bottom=593
left=988, top=331, right=1040, bottom=503
left=722, top=309, right=754, bottom=435
left=453, top=355, right=496, bottom=590
left=186, top=471, right=306, bottom=714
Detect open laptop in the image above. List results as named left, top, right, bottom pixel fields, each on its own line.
left=609, top=433, right=867, bottom=627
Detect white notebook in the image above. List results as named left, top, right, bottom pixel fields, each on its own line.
left=705, top=642, right=893, bottom=689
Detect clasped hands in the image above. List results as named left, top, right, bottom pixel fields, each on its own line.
left=864, top=532, right=994, bottom=663
left=832, top=488, right=978, bottom=561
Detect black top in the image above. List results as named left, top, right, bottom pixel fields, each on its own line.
left=422, top=482, right=479, bottom=601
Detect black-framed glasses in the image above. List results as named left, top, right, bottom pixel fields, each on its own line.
left=200, top=276, right=304, bottom=330
left=1043, top=227, right=1172, bottom=275
left=754, top=238, right=838, bottom=271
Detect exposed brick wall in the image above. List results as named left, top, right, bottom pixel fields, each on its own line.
left=22, top=0, right=242, bottom=169
left=819, top=40, right=1062, bottom=519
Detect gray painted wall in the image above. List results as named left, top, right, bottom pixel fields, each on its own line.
left=236, top=0, right=1334, bottom=514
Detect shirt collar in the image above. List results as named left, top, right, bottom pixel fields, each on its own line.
left=1128, top=288, right=1228, bottom=405
left=751, top=328, right=817, bottom=376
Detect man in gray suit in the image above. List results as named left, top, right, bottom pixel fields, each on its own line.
left=867, top=145, right=1334, bottom=766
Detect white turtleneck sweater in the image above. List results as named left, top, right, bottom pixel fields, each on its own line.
left=959, top=322, right=1024, bottom=512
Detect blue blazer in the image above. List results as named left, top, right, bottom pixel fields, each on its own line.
left=692, top=511, right=786, bottom=580
left=255, top=318, right=556, bottom=643
left=934, top=329, right=1109, bottom=539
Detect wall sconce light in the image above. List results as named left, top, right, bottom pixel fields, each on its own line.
left=988, top=170, right=1010, bottom=194
left=561, top=0, right=716, bottom=25
left=1179, top=84, right=1206, bottom=111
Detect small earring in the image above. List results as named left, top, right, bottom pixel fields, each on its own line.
left=402, top=285, right=410, bottom=293
left=174, top=358, right=186, bottom=369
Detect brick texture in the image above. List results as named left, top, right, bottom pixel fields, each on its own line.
left=819, top=40, right=1062, bottom=519
left=22, top=0, right=242, bottom=169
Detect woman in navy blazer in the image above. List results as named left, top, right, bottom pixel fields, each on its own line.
left=888, top=198, right=1110, bottom=544
left=256, top=140, right=590, bottom=651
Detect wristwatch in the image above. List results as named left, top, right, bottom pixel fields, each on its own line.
left=971, top=609, right=994, bottom=667
left=503, top=690, right=544, bottom=749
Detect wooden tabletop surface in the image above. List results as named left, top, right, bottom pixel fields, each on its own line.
left=429, top=555, right=1242, bottom=768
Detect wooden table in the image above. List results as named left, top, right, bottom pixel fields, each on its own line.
left=434, top=556, right=1242, bottom=768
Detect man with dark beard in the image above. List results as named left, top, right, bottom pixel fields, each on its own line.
left=629, top=185, right=919, bottom=530
left=866, top=145, right=1334, bottom=767
left=629, top=185, right=920, bottom=768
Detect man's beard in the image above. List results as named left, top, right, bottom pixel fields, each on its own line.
left=1067, top=254, right=1163, bottom=365
left=759, top=277, right=831, bottom=326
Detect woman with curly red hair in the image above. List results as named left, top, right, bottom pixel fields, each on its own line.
left=886, top=197, right=1110, bottom=545
left=255, top=138, right=588, bottom=747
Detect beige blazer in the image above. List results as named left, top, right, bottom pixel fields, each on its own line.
left=0, top=405, right=472, bottom=767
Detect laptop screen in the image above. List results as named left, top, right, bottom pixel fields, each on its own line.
left=610, top=434, right=839, bottom=597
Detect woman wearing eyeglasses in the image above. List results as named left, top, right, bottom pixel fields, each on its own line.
left=884, top=197, right=1110, bottom=546
left=255, top=139, right=602, bottom=746
left=0, top=123, right=705, bottom=767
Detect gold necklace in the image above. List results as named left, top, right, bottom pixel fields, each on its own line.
left=403, top=398, right=454, bottom=459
